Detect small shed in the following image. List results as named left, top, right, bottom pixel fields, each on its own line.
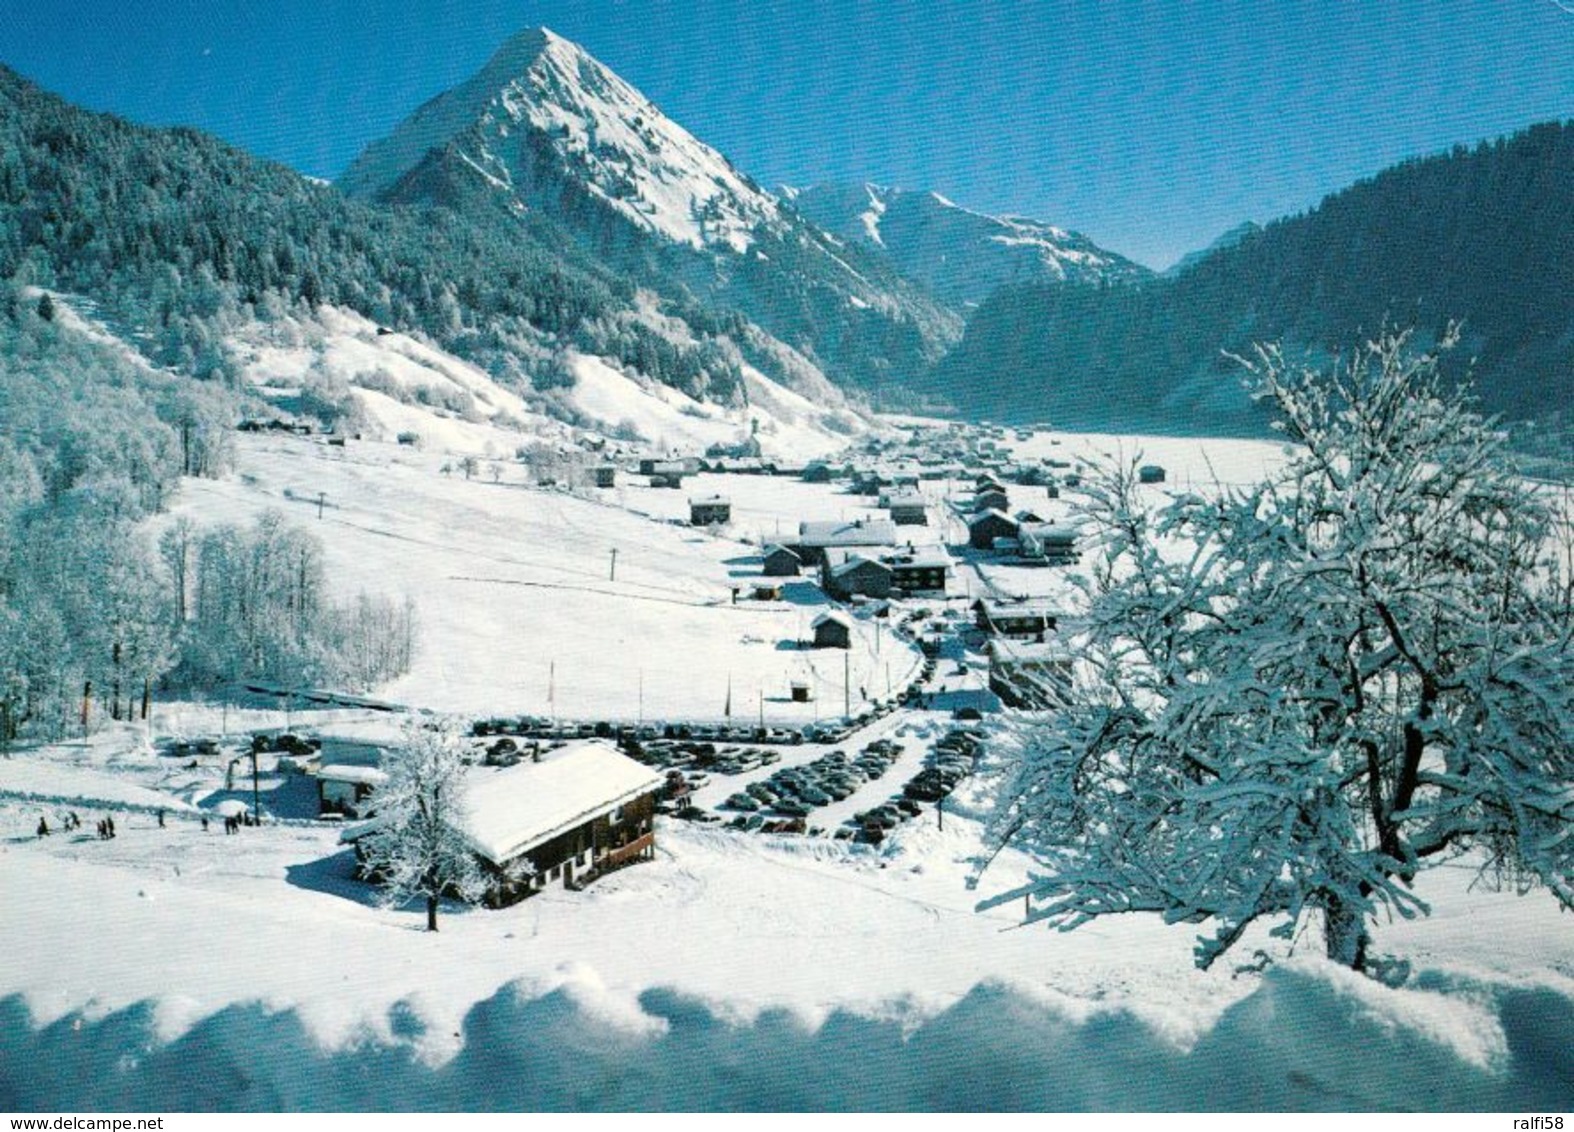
left=1139, top=464, right=1167, bottom=484
left=811, top=610, right=854, bottom=650
left=790, top=681, right=813, bottom=702
left=690, top=495, right=732, bottom=526
left=592, top=466, right=617, bottom=488
left=762, top=544, right=803, bottom=577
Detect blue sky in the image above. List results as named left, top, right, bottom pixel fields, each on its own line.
left=3, top=0, right=1573, bottom=268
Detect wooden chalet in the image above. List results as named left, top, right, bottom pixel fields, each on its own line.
left=821, top=551, right=894, bottom=601
left=885, top=549, right=949, bottom=595
left=885, top=490, right=929, bottom=526
left=973, top=598, right=1059, bottom=638
left=592, top=466, right=618, bottom=488
left=968, top=509, right=1020, bottom=550
left=348, top=742, right=665, bottom=908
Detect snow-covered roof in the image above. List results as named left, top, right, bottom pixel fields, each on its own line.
left=457, top=741, right=664, bottom=866
left=885, top=550, right=951, bottom=570
left=797, top=518, right=897, bottom=547
left=689, top=494, right=730, bottom=506
left=762, top=543, right=800, bottom=559
left=829, top=553, right=891, bottom=579
left=811, top=610, right=854, bottom=630
left=315, top=765, right=390, bottom=786
left=970, top=509, right=1019, bottom=528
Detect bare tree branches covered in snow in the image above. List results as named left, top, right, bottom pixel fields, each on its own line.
left=980, top=329, right=1574, bottom=973
left=357, top=719, right=486, bottom=932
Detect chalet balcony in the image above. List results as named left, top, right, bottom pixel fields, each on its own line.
left=600, top=832, right=655, bottom=871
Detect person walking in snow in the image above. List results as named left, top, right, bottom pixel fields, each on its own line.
left=157, top=809, right=165, bottom=828
left=106, top=814, right=116, bottom=838
left=200, top=815, right=209, bottom=832
left=37, top=817, right=48, bottom=837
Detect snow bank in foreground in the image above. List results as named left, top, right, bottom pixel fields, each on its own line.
left=2, top=967, right=1569, bottom=1111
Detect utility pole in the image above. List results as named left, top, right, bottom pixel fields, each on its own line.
left=609, top=548, right=618, bottom=582
left=549, top=661, right=556, bottom=726
left=844, top=650, right=851, bottom=719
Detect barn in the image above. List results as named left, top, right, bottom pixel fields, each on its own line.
left=811, top=610, right=854, bottom=649
left=762, top=544, right=803, bottom=577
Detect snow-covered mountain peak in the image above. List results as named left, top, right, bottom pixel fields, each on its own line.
left=341, top=26, right=782, bottom=253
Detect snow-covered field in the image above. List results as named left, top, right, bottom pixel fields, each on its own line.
left=3, top=389, right=1571, bottom=1112
left=2, top=744, right=1571, bottom=1111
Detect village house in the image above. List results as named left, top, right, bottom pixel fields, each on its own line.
left=356, top=742, right=665, bottom=908
left=1019, top=523, right=1079, bottom=564
left=987, top=638, right=1074, bottom=709
left=885, top=489, right=929, bottom=526
left=689, top=495, right=732, bottom=526
left=821, top=550, right=894, bottom=601
left=792, top=517, right=898, bottom=566
left=885, top=549, right=950, bottom=595
left=968, top=509, right=1020, bottom=551
left=592, top=465, right=617, bottom=488
left=762, top=543, right=803, bottom=577
left=973, top=597, right=1059, bottom=638
left=811, top=610, right=854, bottom=649
left=971, top=488, right=1011, bottom=515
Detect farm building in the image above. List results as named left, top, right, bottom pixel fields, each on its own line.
left=821, top=551, right=894, bottom=601
left=762, top=544, right=803, bottom=577
left=353, top=742, right=665, bottom=908
left=811, top=610, right=854, bottom=649
left=968, top=509, right=1021, bottom=550
left=885, top=550, right=950, bottom=595
left=689, top=495, right=732, bottom=526
left=315, top=764, right=388, bottom=819
left=793, top=517, right=898, bottom=566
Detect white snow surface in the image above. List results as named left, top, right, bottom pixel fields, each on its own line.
left=3, top=409, right=1571, bottom=1110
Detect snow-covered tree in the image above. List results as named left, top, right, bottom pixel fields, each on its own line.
left=357, top=718, right=486, bottom=932
left=980, top=329, right=1574, bottom=973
